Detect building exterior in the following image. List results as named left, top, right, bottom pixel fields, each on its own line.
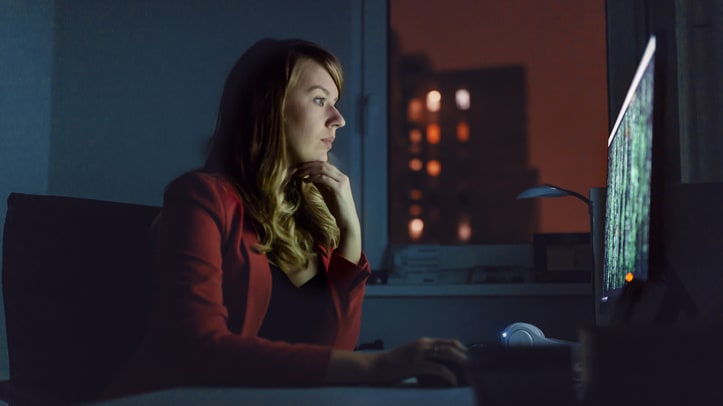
left=389, top=54, right=539, bottom=244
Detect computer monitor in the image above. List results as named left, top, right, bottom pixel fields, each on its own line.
left=597, top=36, right=660, bottom=326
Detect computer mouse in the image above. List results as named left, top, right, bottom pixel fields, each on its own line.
left=500, top=322, right=573, bottom=346
left=416, top=359, right=470, bottom=387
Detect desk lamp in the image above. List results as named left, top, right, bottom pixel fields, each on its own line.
left=518, top=184, right=606, bottom=312
left=516, top=184, right=590, bottom=207
left=515, top=184, right=604, bottom=242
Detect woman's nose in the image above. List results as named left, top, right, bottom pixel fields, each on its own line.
left=328, top=107, right=345, bottom=128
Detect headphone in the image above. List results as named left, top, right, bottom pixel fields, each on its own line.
left=500, top=322, right=574, bottom=346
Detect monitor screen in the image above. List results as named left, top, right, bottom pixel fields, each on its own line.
left=601, top=36, right=657, bottom=307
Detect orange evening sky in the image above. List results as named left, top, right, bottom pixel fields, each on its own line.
left=391, top=0, right=609, bottom=233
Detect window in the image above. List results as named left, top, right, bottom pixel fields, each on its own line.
left=387, top=0, right=608, bottom=246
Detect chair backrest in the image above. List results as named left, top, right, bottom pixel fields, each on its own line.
left=2, top=192, right=161, bottom=404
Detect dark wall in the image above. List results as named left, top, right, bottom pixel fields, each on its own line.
left=606, top=0, right=723, bottom=183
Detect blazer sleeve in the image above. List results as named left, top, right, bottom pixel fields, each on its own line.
left=325, top=251, right=371, bottom=349
left=153, top=172, right=332, bottom=387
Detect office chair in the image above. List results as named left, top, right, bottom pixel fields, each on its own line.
left=1, top=192, right=160, bottom=405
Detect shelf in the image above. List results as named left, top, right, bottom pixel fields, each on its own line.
left=364, top=283, right=592, bottom=297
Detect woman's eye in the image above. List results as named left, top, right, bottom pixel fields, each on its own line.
left=314, top=97, right=326, bottom=106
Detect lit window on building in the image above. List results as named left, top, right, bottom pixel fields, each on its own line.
left=426, top=160, right=441, bottom=176
left=408, top=218, right=424, bottom=241
left=457, top=217, right=472, bottom=242
left=456, top=121, right=470, bottom=142
left=407, top=98, right=424, bottom=122
left=426, top=123, right=441, bottom=144
left=409, top=189, right=423, bottom=200
left=455, top=88, right=470, bottom=110
left=409, top=128, right=422, bottom=144
left=409, top=204, right=422, bottom=216
left=409, top=158, right=423, bottom=171
left=426, top=90, right=441, bottom=112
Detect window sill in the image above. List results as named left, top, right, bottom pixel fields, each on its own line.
left=364, top=283, right=591, bottom=297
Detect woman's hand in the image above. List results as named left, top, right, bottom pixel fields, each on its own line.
left=293, top=161, right=361, bottom=263
left=327, top=337, right=469, bottom=386
left=367, top=337, right=469, bottom=386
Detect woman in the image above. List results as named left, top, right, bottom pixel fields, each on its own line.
left=105, top=38, right=467, bottom=398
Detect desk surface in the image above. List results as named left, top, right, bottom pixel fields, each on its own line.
left=101, top=386, right=477, bottom=406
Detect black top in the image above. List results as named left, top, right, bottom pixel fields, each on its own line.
left=257, top=262, right=330, bottom=344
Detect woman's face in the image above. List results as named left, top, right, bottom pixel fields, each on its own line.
left=283, top=59, right=345, bottom=167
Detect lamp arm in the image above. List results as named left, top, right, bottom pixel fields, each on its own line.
left=566, top=190, right=591, bottom=206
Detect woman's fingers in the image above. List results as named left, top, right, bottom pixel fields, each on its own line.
left=368, top=337, right=469, bottom=386
left=296, top=163, right=348, bottom=194
left=419, top=339, right=469, bottom=386
left=425, top=339, right=469, bottom=364
left=292, top=161, right=358, bottom=226
left=294, top=161, right=342, bottom=181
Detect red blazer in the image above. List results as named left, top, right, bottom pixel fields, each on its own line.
left=105, top=171, right=370, bottom=397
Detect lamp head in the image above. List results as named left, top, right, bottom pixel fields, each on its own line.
left=517, top=184, right=590, bottom=206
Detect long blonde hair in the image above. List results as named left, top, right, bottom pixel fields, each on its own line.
left=205, top=38, right=343, bottom=272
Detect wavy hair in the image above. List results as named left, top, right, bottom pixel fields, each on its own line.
left=205, top=38, right=343, bottom=272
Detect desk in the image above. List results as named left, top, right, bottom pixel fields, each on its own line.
left=101, top=386, right=477, bottom=406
